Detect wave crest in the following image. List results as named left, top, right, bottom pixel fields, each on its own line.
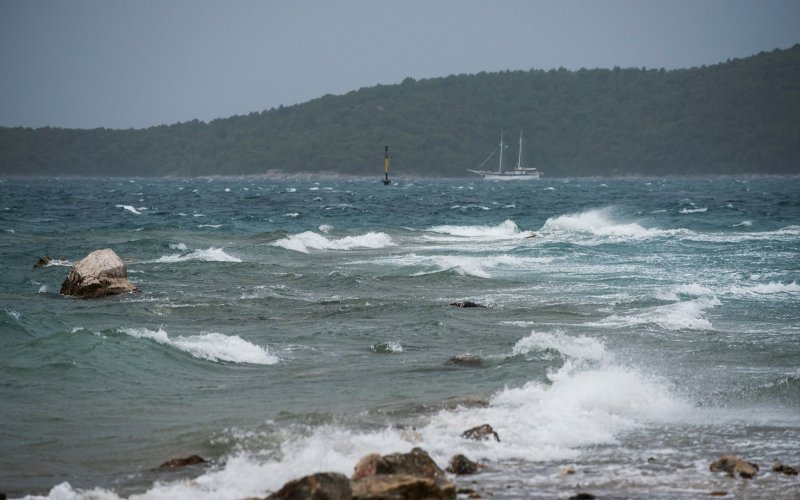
left=156, top=247, right=241, bottom=263
left=119, top=327, right=278, bottom=364
left=271, top=231, right=394, bottom=253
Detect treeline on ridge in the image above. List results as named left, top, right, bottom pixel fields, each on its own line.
left=1, top=45, right=799, bottom=177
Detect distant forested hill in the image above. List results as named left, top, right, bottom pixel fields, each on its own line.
left=2, top=45, right=799, bottom=177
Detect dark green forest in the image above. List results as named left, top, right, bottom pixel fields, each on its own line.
left=2, top=45, right=799, bottom=177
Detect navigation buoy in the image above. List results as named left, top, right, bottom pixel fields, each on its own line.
left=383, top=145, right=391, bottom=185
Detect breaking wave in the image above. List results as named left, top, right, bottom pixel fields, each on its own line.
left=271, top=231, right=394, bottom=253
left=424, top=220, right=536, bottom=240
left=118, top=327, right=278, bottom=365
left=156, top=247, right=241, bottom=263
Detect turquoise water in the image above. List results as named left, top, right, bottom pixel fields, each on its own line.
left=1, top=176, right=799, bottom=499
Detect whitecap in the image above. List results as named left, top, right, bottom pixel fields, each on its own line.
left=116, top=204, right=141, bottom=215
left=156, top=247, right=241, bottom=263
left=728, top=281, right=800, bottom=297
left=119, top=327, right=278, bottom=364
left=271, top=231, right=394, bottom=253
left=679, top=207, right=708, bottom=214
left=319, top=224, right=333, bottom=234
left=732, top=220, right=752, bottom=227
left=542, top=208, right=652, bottom=238
left=512, top=330, right=608, bottom=362
left=392, top=253, right=552, bottom=279
left=425, top=219, right=535, bottom=240
left=591, top=296, right=721, bottom=331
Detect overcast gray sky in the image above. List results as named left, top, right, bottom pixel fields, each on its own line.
left=1, top=0, right=798, bottom=129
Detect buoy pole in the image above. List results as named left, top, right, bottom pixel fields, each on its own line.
left=383, top=145, right=391, bottom=185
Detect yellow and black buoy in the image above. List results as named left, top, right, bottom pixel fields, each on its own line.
left=382, top=145, right=391, bottom=185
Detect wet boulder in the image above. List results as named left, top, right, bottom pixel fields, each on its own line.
left=33, top=256, right=51, bottom=268
left=446, top=454, right=484, bottom=475
left=267, top=472, right=352, bottom=500
left=462, top=424, right=500, bottom=442
left=353, top=447, right=445, bottom=479
left=60, top=248, right=137, bottom=298
left=710, top=454, right=759, bottom=479
left=351, top=448, right=455, bottom=499
left=772, top=462, right=799, bottom=475
left=351, top=474, right=455, bottom=500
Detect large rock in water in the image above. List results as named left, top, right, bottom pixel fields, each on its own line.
left=60, top=249, right=137, bottom=298
left=267, top=472, right=352, bottom=500
left=709, top=454, right=759, bottom=479
left=351, top=448, right=455, bottom=499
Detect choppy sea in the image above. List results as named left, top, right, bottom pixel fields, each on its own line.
left=1, top=175, right=799, bottom=499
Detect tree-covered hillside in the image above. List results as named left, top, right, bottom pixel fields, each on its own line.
left=2, top=45, right=799, bottom=177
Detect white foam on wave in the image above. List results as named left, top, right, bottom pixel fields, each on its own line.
left=679, top=207, right=707, bottom=214
left=403, top=253, right=552, bottom=279
left=116, top=204, right=143, bottom=215
left=729, top=281, right=800, bottom=297
left=119, top=327, right=278, bottom=365
left=512, top=330, right=608, bottom=362
left=541, top=208, right=658, bottom=239
left=592, top=296, right=721, bottom=331
left=156, top=247, right=242, bottom=263
left=271, top=231, right=394, bottom=253
left=733, top=220, right=753, bottom=227
left=424, top=219, right=535, bottom=240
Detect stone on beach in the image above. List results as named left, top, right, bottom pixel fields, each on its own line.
left=60, top=248, right=137, bottom=298
left=709, top=454, right=759, bottom=479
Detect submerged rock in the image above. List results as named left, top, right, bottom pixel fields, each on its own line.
left=33, top=256, right=51, bottom=268
left=559, top=465, right=576, bottom=475
left=267, top=472, right=352, bottom=500
left=462, top=424, right=500, bottom=442
left=158, top=454, right=206, bottom=469
left=60, top=248, right=137, bottom=298
left=446, top=454, right=484, bottom=475
left=772, top=462, right=799, bottom=475
left=445, top=354, right=482, bottom=367
left=710, top=454, right=759, bottom=479
left=449, top=301, right=486, bottom=308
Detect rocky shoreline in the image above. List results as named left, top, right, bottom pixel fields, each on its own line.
left=151, top=431, right=798, bottom=500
